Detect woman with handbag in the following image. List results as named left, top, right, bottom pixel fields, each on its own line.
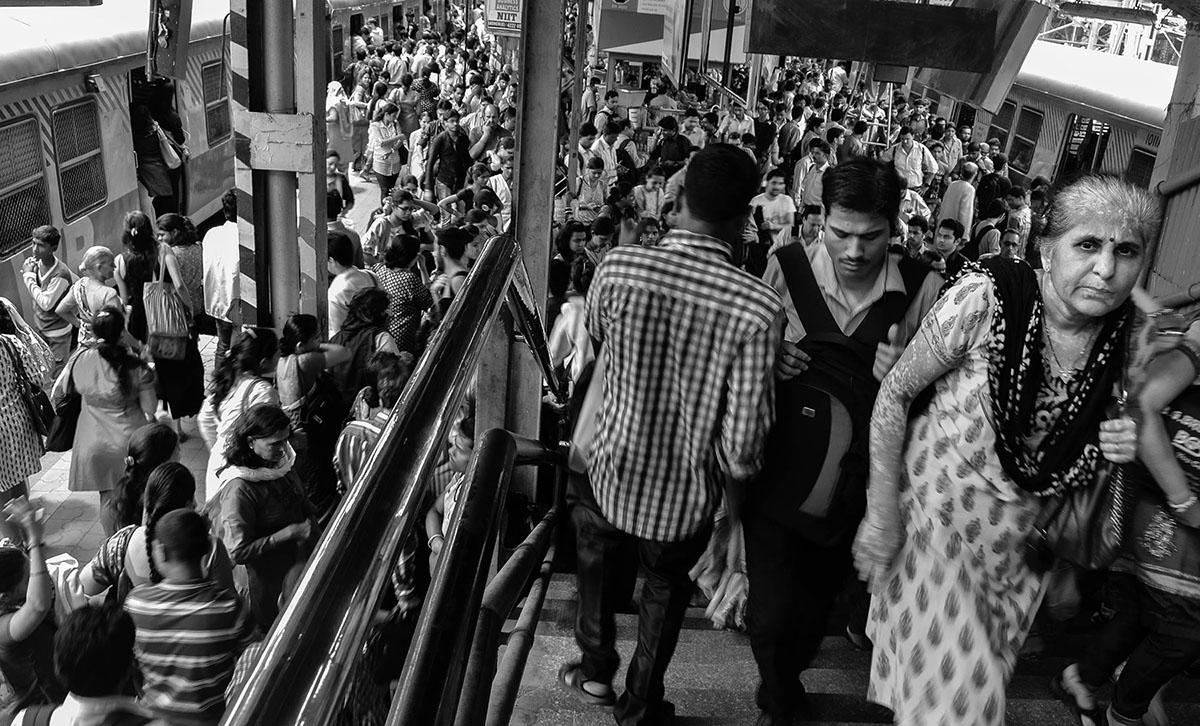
left=151, top=213, right=205, bottom=440
left=0, top=300, right=54, bottom=543
left=277, top=314, right=351, bottom=520
left=1059, top=326, right=1200, bottom=726
left=369, top=102, right=409, bottom=204
left=851, top=176, right=1155, bottom=725
left=53, top=309, right=157, bottom=537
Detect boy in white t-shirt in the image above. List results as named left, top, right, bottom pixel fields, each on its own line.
left=751, top=167, right=797, bottom=253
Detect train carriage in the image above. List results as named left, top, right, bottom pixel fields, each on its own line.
left=920, top=40, right=1175, bottom=190
left=0, top=0, right=233, bottom=321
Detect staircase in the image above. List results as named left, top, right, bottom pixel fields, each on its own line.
left=509, top=575, right=1200, bottom=725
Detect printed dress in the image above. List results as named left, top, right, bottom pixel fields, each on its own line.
left=867, top=274, right=1070, bottom=725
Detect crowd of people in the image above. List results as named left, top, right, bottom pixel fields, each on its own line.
left=0, top=6, right=1198, bottom=726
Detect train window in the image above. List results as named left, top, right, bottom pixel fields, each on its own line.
left=955, top=104, right=977, bottom=132
left=202, top=61, right=231, bottom=146
left=1008, top=107, right=1044, bottom=174
left=1125, top=148, right=1156, bottom=189
left=0, top=116, right=52, bottom=259
left=51, top=100, right=106, bottom=222
left=987, top=100, right=1016, bottom=151
left=331, top=25, right=345, bottom=73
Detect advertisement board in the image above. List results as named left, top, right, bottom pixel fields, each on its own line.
left=486, top=0, right=522, bottom=37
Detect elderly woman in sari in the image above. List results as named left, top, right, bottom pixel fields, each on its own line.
left=55, top=246, right=123, bottom=349
left=853, top=176, right=1157, bottom=725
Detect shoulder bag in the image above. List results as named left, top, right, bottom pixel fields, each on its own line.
left=1023, top=462, right=1131, bottom=573
left=45, top=353, right=82, bottom=452
left=152, top=120, right=188, bottom=169
left=3, top=337, right=53, bottom=437
left=567, top=346, right=606, bottom=474
left=143, top=247, right=190, bottom=361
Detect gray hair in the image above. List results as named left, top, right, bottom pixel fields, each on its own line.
left=1038, top=175, right=1161, bottom=256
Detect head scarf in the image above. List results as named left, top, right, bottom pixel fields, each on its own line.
left=966, top=257, right=1130, bottom=496
left=326, top=81, right=351, bottom=135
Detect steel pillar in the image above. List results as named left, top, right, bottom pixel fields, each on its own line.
left=230, top=0, right=327, bottom=329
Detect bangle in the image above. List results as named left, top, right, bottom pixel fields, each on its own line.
left=30, top=570, right=49, bottom=577
left=1168, top=494, right=1198, bottom=513
left=428, top=534, right=444, bottom=548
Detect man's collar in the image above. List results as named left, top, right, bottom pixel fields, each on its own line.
left=659, top=230, right=734, bottom=263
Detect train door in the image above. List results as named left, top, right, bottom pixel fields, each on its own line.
left=129, top=68, right=187, bottom=216
left=1055, top=114, right=1110, bottom=183
left=350, top=13, right=365, bottom=40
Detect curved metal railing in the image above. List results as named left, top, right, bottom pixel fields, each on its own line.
left=223, top=234, right=565, bottom=725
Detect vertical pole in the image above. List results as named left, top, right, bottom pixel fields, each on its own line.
left=262, top=0, right=299, bottom=329
left=1150, top=17, right=1200, bottom=190
left=720, top=1, right=735, bottom=91
left=566, top=0, right=588, bottom=186
left=507, top=0, right=564, bottom=499
left=697, top=0, right=714, bottom=88
left=297, top=0, right=329, bottom=328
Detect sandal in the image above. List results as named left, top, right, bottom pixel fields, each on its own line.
left=1052, top=664, right=1105, bottom=726
left=557, top=662, right=615, bottom=707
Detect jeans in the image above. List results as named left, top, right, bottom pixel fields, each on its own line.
left=1078, top=573, right=1200, bottom=720
left=570, top=478, right=709, bottom=726
left=745, top=510, right=854, bottom=717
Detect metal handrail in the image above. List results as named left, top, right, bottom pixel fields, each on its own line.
left=223, top=234, right=562, bottom=726
left=387, top=430, right=565, bottom=725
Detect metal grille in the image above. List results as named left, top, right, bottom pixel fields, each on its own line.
left=1125, top=148, right=1156, bottom=189
left=206, top=104, right=231, bottom=145
left=0, top=182, right=52, bottom=259
left=202, top=61, right=224, bottom=103
left=60, top=155, right=106, bottom=220
left=0, top=118, right=43, bottom=192
left=52, top=101, right=101, bottom=163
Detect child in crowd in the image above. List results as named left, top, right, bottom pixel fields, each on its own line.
left=633, top=167, right=666, bottom=221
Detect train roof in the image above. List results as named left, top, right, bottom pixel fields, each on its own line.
left=0, top=0, right=230, bottom=88
left=1014, top=40, right=1175, bottom=130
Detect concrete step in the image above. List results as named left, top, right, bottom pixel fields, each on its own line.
left=507, top=574, right=1200, bottom=725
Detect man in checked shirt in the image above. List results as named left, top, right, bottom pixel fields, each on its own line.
left=558, top=144, right=783, bottom=725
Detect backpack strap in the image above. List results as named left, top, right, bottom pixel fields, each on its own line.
left=23, top=703, right=57, bottom=726
left=774, top=243, right=841, bottom=337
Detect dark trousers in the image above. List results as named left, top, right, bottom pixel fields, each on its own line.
left=1078, top=573, right=1200, bottom=720
left=570, top=479, right=709, bottom=726
left=745, top=510, right=854, bottom=717
left=214, top=319, right=234, bottom=370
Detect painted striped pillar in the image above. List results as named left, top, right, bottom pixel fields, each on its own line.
left=228, top=0, right=258, bottom=326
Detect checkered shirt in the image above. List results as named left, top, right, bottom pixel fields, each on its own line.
left=584, top=231, right=782, bottom=542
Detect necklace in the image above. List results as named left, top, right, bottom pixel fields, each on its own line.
left=1043, top=322, right=1100, bottom=375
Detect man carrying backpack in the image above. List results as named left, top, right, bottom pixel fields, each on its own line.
left=743, top=158, right=943, bottom=726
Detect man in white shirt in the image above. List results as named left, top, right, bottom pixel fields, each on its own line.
left=751, top=168, right=797, bottom=253
left=938, top=161, right=977, bottom=238
left=202, top=191, right=240, bottom=366
left=367, top=19, right=384, bottom=47
left=408, top=111, right=437, bottom=186
left=827, top=62, right=849, bottom=96
left=327, top=231, right=378, bottom=337
left=881, top=126, right=937, bottom=193
left=792, top=139, right=831, bottom=210
left=717, top=103, right=754, bottom=142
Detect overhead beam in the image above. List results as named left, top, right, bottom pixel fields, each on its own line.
left=747, top=0, right=998, bottom=73
left=1058, top=2, right=1157, bottom=26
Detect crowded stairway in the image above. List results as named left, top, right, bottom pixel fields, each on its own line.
left=0, top=2, right=1199, bottom=725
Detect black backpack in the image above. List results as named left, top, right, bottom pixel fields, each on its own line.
left=752, top=245, right=934, bottom=544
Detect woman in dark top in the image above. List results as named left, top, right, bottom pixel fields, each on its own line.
left=0, top=498, right=64, bottom=712
left=206, top=404, right=316, bottom=630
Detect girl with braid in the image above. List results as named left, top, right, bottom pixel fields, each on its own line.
left=107, top=423, right=179, bottom=531
left=80, top=463, right=234, bottom=606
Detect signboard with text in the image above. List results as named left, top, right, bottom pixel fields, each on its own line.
left=485, top=0, right=522, bottom=37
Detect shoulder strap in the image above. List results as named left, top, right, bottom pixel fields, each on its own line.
left=24, top=703, right=57, bottom=726
left=774, top=244, right=839, bottom=335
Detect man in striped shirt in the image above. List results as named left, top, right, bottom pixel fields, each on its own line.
left=125, top=510, right=255, bottom=725
left=560, top=144, right=782, bottom=725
